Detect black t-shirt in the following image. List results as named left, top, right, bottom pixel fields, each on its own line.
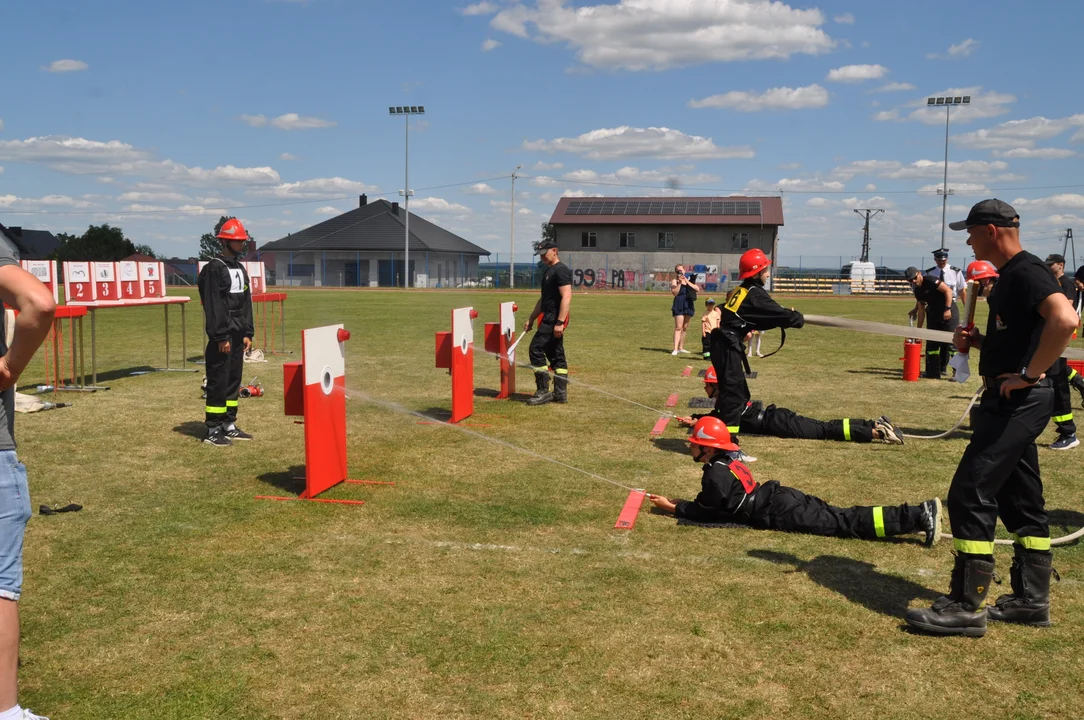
left=539, top=261, right=572, bottom=319
left=1058, top=274, right=1076, bottom=302
left=979, top=251, right=1063, bottom=377
left=912, top=274, right=947, bottom=314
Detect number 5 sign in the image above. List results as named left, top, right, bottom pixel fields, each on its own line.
left=139, top=261, right=165, bottom=298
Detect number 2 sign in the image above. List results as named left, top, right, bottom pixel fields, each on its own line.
left=64, top=262, right=95, bottom=303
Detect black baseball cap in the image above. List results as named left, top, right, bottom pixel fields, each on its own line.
left=932, top=249, right=949, bottom=258
left=1076, top=265, right=1084, bottom=283
left=904, top=266, right=920, bottom=281
left=536, top=240, right=558, bottom=253
left=948, top=198, right=1020, bottom=231
left=1045, top=253, right=1066, bottom=265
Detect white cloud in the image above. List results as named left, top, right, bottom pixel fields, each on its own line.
left=523, top=126, right=755, bottom=160
left=559, top=189, right=605, bottom=198
left=249, top=176, right=377, bottom=199
left=871, top=82, right=915, bottom=93
left=690, top=84, right=828, bottom=111
left=0, top=194, right=96, bottom=210
left=954, top=115, right=1084, bottom=150
left=927, top=38, right=979, bottom=60
left=826, top=64, right=888, bottom=83
left=833, top=12, right=855, bottom=24
left=1011, top=194, right=1084, bottom=212
left=461, top=1, right=499, bottom=15
left=0, top=119, right=4, bottom=132
left=118, top=191, right=188, bottom=202
left=872, top=109, right=900, bottom=122
left=532, top=161, right=563, bottom=170
left=465, top=182, right=500, bottom=194
left=484, top=0, right=836, bottom=71
left=482, top=38, right=502, bottom=51
left=1073, top=128, right=1084, bottom=143
left=561, top=165, right=720, bottom=187
left=315, top=206, right=341, bottom=215
left=993, top=147, right=1075, bottom=160
left=746, top=177, right=845, bottom=192
left=864, top=184, right=877, bottom=192
left=907, top=87, right=1016, bottom=125
left=43, top=59, right=88, bottom=73
left=279, top=152, right=298, bottom=160
left=239, top=114, right=268, bottom=127
left=917, top=182, right=991, bottom=195
left=949, top=38, right=979, bottom=57
left=831, top=158, right=1020, bottom=183
left=270, top=113, right=336, bottom=130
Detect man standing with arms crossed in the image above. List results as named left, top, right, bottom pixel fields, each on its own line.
left=524, top=239, right=572, bottom=406
left=906, top=200, right=1077, bottom=637
left=0, top=252, right=58, bottom=720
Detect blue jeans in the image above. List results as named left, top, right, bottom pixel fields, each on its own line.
left=0, top=451, right=31, bottom=601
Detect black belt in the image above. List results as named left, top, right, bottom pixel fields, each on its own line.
left=982, top=375, right=1052, bottom=390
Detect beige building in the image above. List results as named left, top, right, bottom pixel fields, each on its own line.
left=547, top=196, right=783, bottom=292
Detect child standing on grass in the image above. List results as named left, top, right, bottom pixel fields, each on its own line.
left=700, top=297, right=716, bottom=360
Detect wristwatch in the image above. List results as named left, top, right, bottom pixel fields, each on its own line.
left=1019, top=369, right=1040, bottom=384
left=555, top=320, right=566, bottom=327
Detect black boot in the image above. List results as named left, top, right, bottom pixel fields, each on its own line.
left=526, top=372, right=553, bottom=406
left=987, top=546, right=1058, bottom=627
left=905, top=554, right=993, bottom=637
left=740, top=401, right=766, bottom=433
left=553, top=374, right=568, bottom=403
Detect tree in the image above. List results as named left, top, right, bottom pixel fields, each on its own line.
left=49, top=224, right=136, bottom=262
left=133, top=244, right=158, bottom=258
left=199, top=216, right=254, bottom=260
left=539, top=222, right=556, bottom=246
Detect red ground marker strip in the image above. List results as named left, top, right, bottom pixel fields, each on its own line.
left=665, top=393, right=679, bottom=407
left=614, top=489, right=646, bottom=530
left=650, top=417, right=670, bottom=436
left=681, top=366, right=693, bottom=377
left=345, top=480, right=396, bottom=486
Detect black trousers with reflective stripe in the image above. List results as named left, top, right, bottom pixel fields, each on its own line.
left=743, top=405, right=876, bottom=443
left=761, top=486, right=922, bottom=539
left=528, top=321, right=567, bottom=373
left=947, top=385, right=1051, bottom=548
left=1051, top=358, right=1076, bottom=436
left=924, top=312, right=951, bottom=379
left=713, top=336, right=750, bottom=439
left=205, top=330, right=245, bottom=430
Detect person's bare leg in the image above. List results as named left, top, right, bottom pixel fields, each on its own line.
left=0, top=600, right=18, bottom=711
left=679, top=316, right=690, bottom=351
left=673, top=316, right=683, bottom=353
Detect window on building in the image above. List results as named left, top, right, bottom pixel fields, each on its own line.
left=732, top=232, right=749, bottom=250
left=619, top=232, right=636, bottom=248
left=657, top=232, right=675, bottom=249
left=581, top=231, right=597, bottom=248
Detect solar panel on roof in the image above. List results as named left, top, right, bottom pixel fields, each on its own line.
left=562, top=199, right=763, bottom=216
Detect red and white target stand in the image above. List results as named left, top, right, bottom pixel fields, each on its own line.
left=256, top=324, right=385, bottom=506
left=435, top=306, right=477, bottom=423
left=483, top=301, right=518, bottom=399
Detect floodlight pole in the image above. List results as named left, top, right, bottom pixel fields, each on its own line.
left=510, top=165, right=521, bottom=289
left=389, top=105, right=425, bottom=288
left=927, top=95, right=970, bottom=252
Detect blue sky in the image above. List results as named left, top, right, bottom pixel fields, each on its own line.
left=2, top=0, right=1083, bottom=265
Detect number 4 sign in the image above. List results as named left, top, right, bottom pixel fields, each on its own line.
left=118, top=261, right=142, bottom=300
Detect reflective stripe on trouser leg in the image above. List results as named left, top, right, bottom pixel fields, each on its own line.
left=1053, top=412, right=1074, bottom=423
left=1070, top=369, right=1078, bottom=381
left=206, top=405, right=227, bottom=414
left=530, top=366, right=549, bottom=372
left=1011, top=534, right=1051, bottom=551
left=226, top=400, right=239, bottom=408
left=555, top=368, right=568, bottom=375
left=843, top=418, right=851, bottom=442
left=873, top=506, right=885, bottom=537
left=953, top=538, right=996, bottom=554
left=727, top=426, right=740, bottom=434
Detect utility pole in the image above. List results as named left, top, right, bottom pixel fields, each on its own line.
left=511, top=165, right=521, bottom=290
left=1062, top=228, right=1076, bottom=270
left=926, top=95, right=970, bottom=251
left=853, top=208, right=884, bottom=262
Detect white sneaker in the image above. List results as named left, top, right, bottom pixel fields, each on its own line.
left=737, top=451, right=757, bottom=463
left=671, top=350, right=681, bottom=356
left=678, top=348, right=690, bottom=354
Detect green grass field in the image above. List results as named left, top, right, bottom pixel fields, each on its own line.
left=15, top=288, right=1084, bottom=719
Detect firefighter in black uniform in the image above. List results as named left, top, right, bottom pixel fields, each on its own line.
left=647, top=416, right=941, bottom=545
left=198, top=218, right=255, bottom=446
left=706, top=248, right=903, bottom=453
left=905, top=199, right=1077, bottom=637
left=1044, top=253, right=1079, bottom=450
left=905, top=266, right=954, bottom=379
left=524, top=239, right=572, bottom=406
left=925, top=249, right=966, bottom=373
left=675, top=366, right=903, bottom=445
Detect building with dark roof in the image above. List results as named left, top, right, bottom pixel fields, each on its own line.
left=0, top=223, right=61, bottom=260
left=547, top=196, right=784, bottom=292
left=258, top=195, right=491, bottom=287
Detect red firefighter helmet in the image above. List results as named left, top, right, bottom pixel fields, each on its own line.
left=966, top=260, right=998, bottom=281
left=738, top=249, right=771, bottom=279
left=689, top=416, right=740, bottom=451
left=704, top=366, right=718, bottom=384
left=216, top=218, right=250, bottom=242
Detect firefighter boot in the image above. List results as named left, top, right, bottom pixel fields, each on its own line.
left=552, top=374, right=568, bottom=404
left=739, top=401, right=766, bottom=433
left=526, top=372, right=553, bottom=406
left=987, top=546, right=1057, bottom=627
left=905, top=554, right=994, bottom=637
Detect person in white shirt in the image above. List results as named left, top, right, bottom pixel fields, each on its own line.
left=926, top=249, right=968, bottom=375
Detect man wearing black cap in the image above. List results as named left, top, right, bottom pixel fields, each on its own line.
left=905, top=199, right=1078, bottom=637
left=523, top=239, right=572, bottom=405
left=926, top=249, right=967, bottom=374
left=1044, top=253, right=1079, bottom=449
left=904, top=266, right=954, bottom=379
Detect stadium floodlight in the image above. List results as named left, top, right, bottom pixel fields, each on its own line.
left=387, top=105, right=426, bottom=287
left=927, top=96, right=971, bottom=251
